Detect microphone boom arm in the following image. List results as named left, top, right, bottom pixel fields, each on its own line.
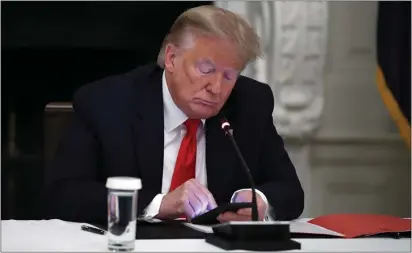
left=221, top=120, right=259, bottom=222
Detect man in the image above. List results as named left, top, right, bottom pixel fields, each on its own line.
left=45, top=5, right=304, bottom=225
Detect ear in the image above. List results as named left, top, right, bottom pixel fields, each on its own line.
left=164, top=44, right=177, bottom=72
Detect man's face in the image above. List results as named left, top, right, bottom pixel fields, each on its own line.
left=164, top=35, right=243, bottom=119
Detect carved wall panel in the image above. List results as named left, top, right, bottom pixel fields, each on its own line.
left=215, top=1, right=328, bottom=139
left=272, top=2, right=328, bottom=138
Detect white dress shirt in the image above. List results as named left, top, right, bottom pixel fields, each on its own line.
left=142, top=71, right=269, bottom=219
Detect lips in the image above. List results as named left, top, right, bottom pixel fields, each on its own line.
left=194, top=98, right=218, bottom=106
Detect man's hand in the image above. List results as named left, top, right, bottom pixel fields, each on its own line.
left=217, top=190, right=267, bottom=222
left=157, top=179, right=217, bottom=221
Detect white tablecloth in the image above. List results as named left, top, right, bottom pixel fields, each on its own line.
left=1, top=219, right=410, bottom=252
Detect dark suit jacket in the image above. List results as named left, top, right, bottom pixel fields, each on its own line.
left=45, top=63, right=304, bottom=225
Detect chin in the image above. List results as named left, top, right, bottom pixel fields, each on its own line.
left=188, top=104, right=218, bottom=119
left=190, top=111, right=217, bottom=119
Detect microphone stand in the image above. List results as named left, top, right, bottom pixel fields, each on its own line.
left=204, top=119, right=301, bottom=251
left=221, top=123, right=258, bottom=221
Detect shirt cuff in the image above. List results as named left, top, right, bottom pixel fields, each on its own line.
left=231, top=188, right=273, bottom=221
left=139, top=193, right=166, bottom=220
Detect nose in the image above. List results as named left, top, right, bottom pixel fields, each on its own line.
left=206, top=73, right=223, bottom=94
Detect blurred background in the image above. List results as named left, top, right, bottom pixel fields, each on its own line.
left=1, top=1, right=410, bottom=220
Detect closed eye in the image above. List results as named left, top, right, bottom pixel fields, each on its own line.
left=197, top=61, right=215, bottom=75
left=224, top=70, right=238, bottom=81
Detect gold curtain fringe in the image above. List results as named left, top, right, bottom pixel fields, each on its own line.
left=376, top=66, right=411, bottom=148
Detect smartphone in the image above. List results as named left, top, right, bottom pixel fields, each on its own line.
left=191, top=202, right=253, bottom=225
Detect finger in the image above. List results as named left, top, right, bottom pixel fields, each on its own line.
left=217, top=213, right=233, bottom=222
left=187, top=190, right=203, bottom=216
left=190, top=179, right=217, bottom=209
left=238, top=207, right=266, bottom=221
left=217, top=211, right=251, bottom=222
left=218, top=213, right=250, bottom=222
left=187, top=182, right=209, bottom=214
left=258, top=206, right=266, bottom=221
left=233, top=192, right=251, bottom=203
left=183, top=197, right=196, bottom=220
left=237, top=208, right=252, bottom=216
left=192, top=191, right=209, bottom=214
left=255, top=201, right=268, bottom=221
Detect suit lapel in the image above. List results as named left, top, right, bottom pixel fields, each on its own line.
left=131, top=65, right=164, bottom=194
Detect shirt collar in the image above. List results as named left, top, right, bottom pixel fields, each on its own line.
left=162, top=71, right=205, bottom=132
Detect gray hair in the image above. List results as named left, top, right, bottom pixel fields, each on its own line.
left=156, top=5, right=261, bottom=69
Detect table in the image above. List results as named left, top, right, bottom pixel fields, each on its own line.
left=1, top=219, right=410, bottom=252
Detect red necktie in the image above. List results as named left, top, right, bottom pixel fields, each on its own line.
left=169, top=119, right=201, bottom=192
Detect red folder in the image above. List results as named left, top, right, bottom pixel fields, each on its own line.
left=308, top=214, right=411, bottom=238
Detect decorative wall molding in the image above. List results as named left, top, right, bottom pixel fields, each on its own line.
left=272, top=1, right=328, bottom=138
left=313, top=133, right=406, bottom=145
left=312, top=140, right=410, bottom=167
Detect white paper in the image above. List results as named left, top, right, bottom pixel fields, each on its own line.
left=290, top=220, right=344, bottom=237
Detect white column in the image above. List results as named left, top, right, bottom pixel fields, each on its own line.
left=215, top=1, right=329, bottom=217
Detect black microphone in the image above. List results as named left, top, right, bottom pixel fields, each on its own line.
left=220, top=118, right=258, bottom=222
